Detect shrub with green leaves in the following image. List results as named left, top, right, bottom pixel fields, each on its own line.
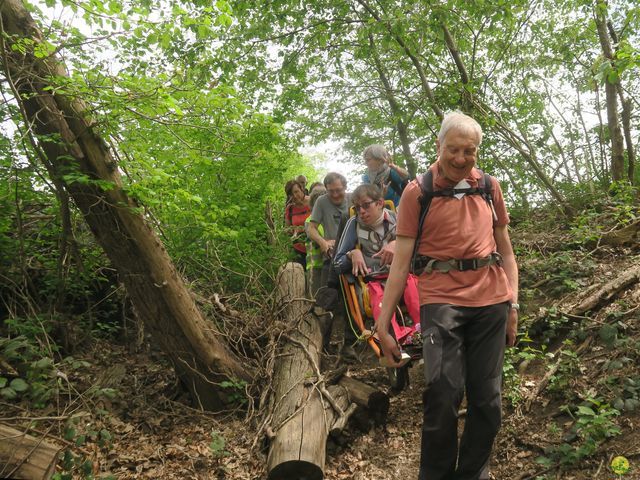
left=536, top=397, right=621, bottom=467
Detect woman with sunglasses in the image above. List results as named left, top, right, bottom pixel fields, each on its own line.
left=333, top=184, right=420, bottom=345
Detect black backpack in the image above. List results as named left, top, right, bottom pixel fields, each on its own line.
left=389, top=175, right=409, bottom=196
left=410, top=169, right=496, bottom=272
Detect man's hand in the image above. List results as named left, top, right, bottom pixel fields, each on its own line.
left=506, top=309, right=518, bottom=346
left=373, top=240, right=395, bottom=266
left=378, top=331, right=403, bottom=367
left=321, top=239, right=335, bottom=257
left=350, top=249, right=369, bottom=277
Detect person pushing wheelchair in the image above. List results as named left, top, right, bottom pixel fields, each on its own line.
left=376, top=111, right=519, bottom=480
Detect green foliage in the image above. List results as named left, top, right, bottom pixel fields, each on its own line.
left=209, top=430, right=228, bottom=459
left=568, top=182, right=639, bottom=246
left=0, top=336, right=56, bottom=407
left=502, top=347, right=523, bottom=407
left=54, top=418, right=114, bottom=480
left=0, top=336, right=94, bottom=408
left=611, top=376, right=640, bottom=413
left=523, top=252, right=596, bottom=302
left=547, top=342, right=582, bottom=397
left=503, top=335, right=550, bottom=407
left=536, top=397, right=621, bottom=467
left=220, top=378, right=248, bottom=406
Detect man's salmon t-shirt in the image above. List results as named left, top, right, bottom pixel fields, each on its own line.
left=396, top=162, right=513, bottom=307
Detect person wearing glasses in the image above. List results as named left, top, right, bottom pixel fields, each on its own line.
left=333, top=184, right=420, bottom=345
left=307, top=172, right=355, bottom=359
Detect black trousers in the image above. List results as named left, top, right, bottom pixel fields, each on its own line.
left=418, top=303, right=508, bottom=480
left=318, top=260, right=356, bottom=352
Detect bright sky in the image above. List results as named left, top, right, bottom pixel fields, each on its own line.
left=301, top=140, right=363, bottom=189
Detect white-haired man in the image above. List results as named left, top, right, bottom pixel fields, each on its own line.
left=377, top=111, right=519, bottom=480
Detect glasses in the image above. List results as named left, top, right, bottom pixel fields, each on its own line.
left=327, top=187, right=345, bottom=194
left=354, top=200, right=378, bottom=212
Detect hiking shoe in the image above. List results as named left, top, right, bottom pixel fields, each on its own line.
left=340, top=344, right=359, bottom=363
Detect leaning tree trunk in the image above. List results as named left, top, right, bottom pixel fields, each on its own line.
left=0, top=0, right=250, bottom=411
left=368, top=33, right=418, bottom=179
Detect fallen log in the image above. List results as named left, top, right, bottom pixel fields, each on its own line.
left=573, top=264, right=640, bottom=315
left=0, top=424, right=60, bottom=480
left=338, top=375, right=390, bottom=427
left=326, top=384, right=356, bottom=437
left=267, top=263, right=354, bottom=480
left=528, top=262, right=640, bottom=339
left=600, top=219, right=640, bottom=247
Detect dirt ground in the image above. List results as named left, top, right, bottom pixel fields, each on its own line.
left=20, top=318, right=634, bottom=480
left=3, top=253, right=639, bottom=479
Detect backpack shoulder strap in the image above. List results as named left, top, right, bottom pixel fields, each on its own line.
left=410, top=169, right=497, bottom=272
left=388, top=169, right=409, bottom=197
left=410, top=170, right=435, bottom=271
left=286, top=204, right=294, bottom=224
left=479, top=171, right=498, bottom=222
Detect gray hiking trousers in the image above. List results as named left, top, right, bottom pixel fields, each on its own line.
left=418, top=302, right=508, bottom=480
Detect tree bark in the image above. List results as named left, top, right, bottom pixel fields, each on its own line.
left=594, top=0, right=626, bottom=182
left=573, top=263, right=640, bottom=315
left=617, top=86, right=635, bottom=183
left=267, top=263, right=353, bottom=480
left=338, top=375, right=390, bottom=427
left=368, top=33, right=418, bottom=178
left=0, top=0, right=250, bottom=411
left=0, top=424, right=60, bottom=480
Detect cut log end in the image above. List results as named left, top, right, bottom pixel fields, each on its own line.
left=267, top=460, right=323, bottom=480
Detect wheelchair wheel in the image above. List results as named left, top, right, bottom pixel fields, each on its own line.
left=386, top=364, right=410, bottom=391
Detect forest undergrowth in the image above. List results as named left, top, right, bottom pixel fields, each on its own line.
left=1, top=192, right=639, bottom=480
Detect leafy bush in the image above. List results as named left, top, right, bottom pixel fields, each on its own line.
left=536, top=397, right=621, bottom=467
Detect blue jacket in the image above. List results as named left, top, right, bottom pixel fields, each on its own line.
left=362, top=169, right=406, bottom=206
left=333, top=209, right=397, bottom=275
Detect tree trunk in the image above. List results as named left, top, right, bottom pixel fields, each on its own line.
left=337, top=375, right=390, bottom=427
left=368, top=33, right=418, bottom=178
left=267, top=263, right=354, bottom=480
left=617, top=86, right=635, bottom=183
left=594, top=0, right=626, bottom=182
left=573, top=263, right=640, bottom=316
left=0, top=0, right=250, bottom=411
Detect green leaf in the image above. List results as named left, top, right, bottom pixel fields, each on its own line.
left=10, top=378, right=29, bottom=392
left=34, top=357, right=53, bottom=370
left=0, top=387, right=17, bottom=400
left=576, top=405, right=596, bottom=416
left=63, top=426, right=76, bottom=441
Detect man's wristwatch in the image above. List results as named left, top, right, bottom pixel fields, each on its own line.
left=510, top=303, right=520, bottom=311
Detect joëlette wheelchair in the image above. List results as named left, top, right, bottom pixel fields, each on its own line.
left=338, top=200, right=422, bottom=391
left=339, top=270, right=422, bottom=390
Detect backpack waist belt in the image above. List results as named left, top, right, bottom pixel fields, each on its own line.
left=414, top=252, right=503, bottom=275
